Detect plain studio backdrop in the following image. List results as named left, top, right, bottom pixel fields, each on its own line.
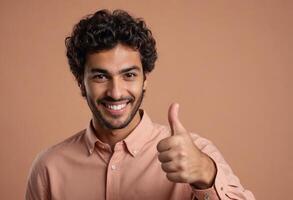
left=0, top=1, right=292, bottom=199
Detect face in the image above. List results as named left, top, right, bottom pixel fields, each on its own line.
left=82, top=44, right=147, bottom=130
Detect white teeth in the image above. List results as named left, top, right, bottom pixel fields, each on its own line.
left=106, top=103, right=127, bottom=111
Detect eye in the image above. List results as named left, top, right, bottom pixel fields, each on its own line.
left=124, top=72, right=137, bottom=80
left=93, top=73, right=108, bottom=82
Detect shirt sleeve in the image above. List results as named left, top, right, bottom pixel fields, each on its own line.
left=190, top=134, right=255, bottom=200
left=25, top=153, right=51, bottom=200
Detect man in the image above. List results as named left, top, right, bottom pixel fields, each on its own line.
left=26, top=9, right=255, bottom=200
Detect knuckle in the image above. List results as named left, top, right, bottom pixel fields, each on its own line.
left=177, top=161, right=187, bottom=171
left=175, top=150, right=187, bottom=162
left=179, top=172, right=189, bottom=182
left=177, top=150, right=187, bottom=158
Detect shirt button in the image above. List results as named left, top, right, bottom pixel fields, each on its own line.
left=111, top=165, right=116, bottom=170
left=133, top=150, right=138, bottom=155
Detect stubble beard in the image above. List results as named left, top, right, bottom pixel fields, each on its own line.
left=87, top=90, right=145, bottom=130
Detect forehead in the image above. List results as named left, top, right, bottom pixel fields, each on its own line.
left=85, top=44, right=142, bottom=73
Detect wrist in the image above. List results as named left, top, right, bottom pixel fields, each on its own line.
left=191, top=154, right=217, bottom=189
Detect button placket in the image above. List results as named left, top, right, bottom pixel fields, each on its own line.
left=106, top=148, right=124, bottom=200
left=111, top=164, right=117, bottom=170
left=133, top=149, right=138, bottom=155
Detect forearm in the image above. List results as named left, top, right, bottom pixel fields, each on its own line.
left=190, top=134, right=255, bottom=200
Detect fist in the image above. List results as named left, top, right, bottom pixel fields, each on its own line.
left=157, top=103, right=216, bottom=189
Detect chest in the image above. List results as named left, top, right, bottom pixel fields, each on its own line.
left=49, top=144, right=193, bottom=200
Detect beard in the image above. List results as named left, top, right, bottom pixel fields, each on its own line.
left=87, top=89, right=145, bottom=130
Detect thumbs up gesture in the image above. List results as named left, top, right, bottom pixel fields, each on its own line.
left=157, top=103, right=216, bottom=189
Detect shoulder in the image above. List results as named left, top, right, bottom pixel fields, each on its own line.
left=26, top=130, right=87, bottom=199
left=30, top=129, right=87, bottom=169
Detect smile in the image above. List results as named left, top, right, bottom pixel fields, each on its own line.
left=105, top=103, right=127, bottom=111
left=100, top=99, right=131, bottom=114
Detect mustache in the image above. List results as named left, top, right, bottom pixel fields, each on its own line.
left=97, top=96, right=134, bottom=104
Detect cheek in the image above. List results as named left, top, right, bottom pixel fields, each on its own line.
left=85, top=83, right=106, bottom=99
left=128, top=80, right=143, bottom=90
left=128, top=81, right=144, bottom=95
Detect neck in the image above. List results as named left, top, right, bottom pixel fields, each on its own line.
left=92, top=111, right=142, bottom=150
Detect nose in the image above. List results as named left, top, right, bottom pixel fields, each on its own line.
left=106, top=77, right=123, bottom=100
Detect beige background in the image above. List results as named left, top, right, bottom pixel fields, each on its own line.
left=0, top=0, right=292, bottom=199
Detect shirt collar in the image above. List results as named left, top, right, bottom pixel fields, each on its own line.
left=84, top=109, right=154, bottom=156
left=84, top=120, right=99, bottom=155
left=124, top=110, right=154, bottom=157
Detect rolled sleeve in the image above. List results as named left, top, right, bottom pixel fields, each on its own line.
left=190, top=133, right=255, bottom=200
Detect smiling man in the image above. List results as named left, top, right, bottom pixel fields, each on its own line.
left=84, top=45, right=146, bottom=147
left=25, top=9, right=255, bottom=200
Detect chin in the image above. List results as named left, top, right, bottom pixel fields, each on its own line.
left=103, top=119, right=131, bottom=130
left=95, top=111, right=133, bottom=130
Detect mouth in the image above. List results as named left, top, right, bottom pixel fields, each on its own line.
left=101, top=100, right=131, bottom=115
left=104, top=102, right=128, bottom=110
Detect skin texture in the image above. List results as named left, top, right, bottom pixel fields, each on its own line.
left=81, top=43, right=216, bottom=188
left=82, top=44, right=147, bottom=149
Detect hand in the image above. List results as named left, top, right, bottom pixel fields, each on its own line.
left=157, top=103, right=216, bottom=189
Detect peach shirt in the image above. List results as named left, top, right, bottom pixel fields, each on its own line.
left=26, top=111, right=255, bottom=200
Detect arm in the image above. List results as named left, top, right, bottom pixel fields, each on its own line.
left=25, top=153, right=51, bottom=200
left=157, top=103, right=255, bottom=200
left=191, top=135, right=255, bottom=200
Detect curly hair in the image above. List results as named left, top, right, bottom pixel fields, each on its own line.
left=65, top=9, right=157, bottom=87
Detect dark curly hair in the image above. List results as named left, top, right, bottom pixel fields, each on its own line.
left=65, top=9, right=157, bottom=87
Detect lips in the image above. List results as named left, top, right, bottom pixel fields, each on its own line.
left=100, top=99, right=131, bottom=116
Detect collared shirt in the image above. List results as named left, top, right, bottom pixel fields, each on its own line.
left=25, top=111, right=255, bottom=200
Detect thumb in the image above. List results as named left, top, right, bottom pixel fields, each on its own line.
left=168, top=103, right=187, bottom=135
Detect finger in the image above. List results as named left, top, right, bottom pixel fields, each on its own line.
left=161, top=161, right=178, bottom=173
left=158, top=150, right=176, bottom=162
left=166, top=172, right=190, bottom=183
left=168, top=103, right=186, bottom=135
left=157, top=136, right=180, bottom=152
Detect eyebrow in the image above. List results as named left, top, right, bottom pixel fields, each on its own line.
left=89, top=66, right=141, bottom=75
